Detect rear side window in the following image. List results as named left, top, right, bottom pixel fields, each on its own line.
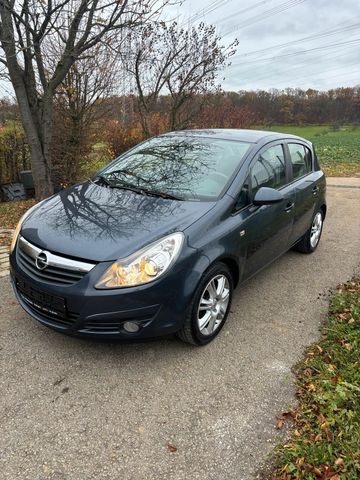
left=288, top=143, right=313, bottom=179
left=251, top=144, right=286, bottom=196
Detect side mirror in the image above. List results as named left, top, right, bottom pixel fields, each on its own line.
left=253, top=187, right=283, bottom=206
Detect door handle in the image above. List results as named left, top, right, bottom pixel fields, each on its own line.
left=312, top=186, right=319, bottom=194
left=284, top=202, right=295, bottom=213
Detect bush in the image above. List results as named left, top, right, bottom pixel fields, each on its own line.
left=104, top=120, right=144, bottom=157
left=0, top=122, right=30, bottom=184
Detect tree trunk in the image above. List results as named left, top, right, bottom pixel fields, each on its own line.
left=17, top=92, right=54, bottom=199
left=11, top=81, right=54, bottom=199
left=137, top=101, right=151, bottom=138
left=27, top=138, right=54, bottom=200
left=0, top=6, right=55, bottom=200
left=168, top=107, right=177, bottom=131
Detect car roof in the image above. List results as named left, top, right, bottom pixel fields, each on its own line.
left=162, top=128, right=309, bottom=144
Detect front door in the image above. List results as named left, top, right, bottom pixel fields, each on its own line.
left=241, top=143, right=295, bottom=279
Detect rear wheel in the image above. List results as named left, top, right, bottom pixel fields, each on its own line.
left=295, top=209, right=324, bottom=253
left=177, top=262, right=233, bottom=345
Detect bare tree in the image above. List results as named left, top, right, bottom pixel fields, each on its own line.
left=123, top=21, right=238, bottom=137
left=0, top=0, right=168, bottom=199
left=51, top=43, right=118, bottom=187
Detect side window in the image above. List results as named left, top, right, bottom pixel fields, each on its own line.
left=251, top=144, right=286, bottom=197
left=288, top=143, right=313, bottom=179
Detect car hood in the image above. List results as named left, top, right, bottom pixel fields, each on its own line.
left=21, top=181, right=215, bottom=262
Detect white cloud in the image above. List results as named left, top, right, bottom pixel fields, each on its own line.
left=168, top=0, right=360, bottom=91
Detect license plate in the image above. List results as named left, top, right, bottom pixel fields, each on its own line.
left=16, top=277, right=66, bottom=315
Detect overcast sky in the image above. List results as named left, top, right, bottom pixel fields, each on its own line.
left=165, top=0, right=360, bottom=91
left=0, top=0, right=359, bottom=97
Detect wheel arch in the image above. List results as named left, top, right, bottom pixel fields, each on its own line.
left=217, top=256, right=240, bottom=287
left=320, top=203, right=327, bottom=219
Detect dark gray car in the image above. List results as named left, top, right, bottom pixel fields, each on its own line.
left=10, top=129, right=326, bottom=345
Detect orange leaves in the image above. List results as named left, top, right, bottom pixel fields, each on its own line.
left=274, top=462, right=342, bottom=480
left=315, top=413, right=334, bottom=442
left=303, top=463, right=322, bottom=477
left=195, top=103, right=261, bottom=130
left=0, top=199, right=36, bottom=230
left=318, top=413, right=326, bottom=426
left=275, top=411, right=296, bottom=430
left=276, top=418, right=285, bottom=430
left=104, top=119, right=144, bottom=157
left=281, top=462, right=342, bottom=480
left=165, top=442, right=177, bottom=453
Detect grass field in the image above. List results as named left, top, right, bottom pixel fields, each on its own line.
left=262, top=125, right=360, bottom=177
left=271, top=277, right=360, bottom=480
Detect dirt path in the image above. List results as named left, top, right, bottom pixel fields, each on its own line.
left=0, top=182, right=359, bottom=480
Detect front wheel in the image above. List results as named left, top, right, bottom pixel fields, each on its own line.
left=295, top=209, right=324, bottom=253
left=177, top=262, right=233, bottom=346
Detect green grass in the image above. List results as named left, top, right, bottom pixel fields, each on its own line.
left=79, top=142, right=112, bottom=180
left=261, top=125, right=360, bottom=177
left=271, top=277, right=360, bottom=480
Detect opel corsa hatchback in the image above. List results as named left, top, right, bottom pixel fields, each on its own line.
left=10, top=129, right=326, bottom=345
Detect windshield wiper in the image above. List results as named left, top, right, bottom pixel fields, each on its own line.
left=140, top=188, right=184, bottom=201
left=95, top=175, right=183, bottom=200
left=94, top=174, right=113, bottom=186
left=94, top=175, right=146, bottom=195
left=114, top=183, right=146, bottom=196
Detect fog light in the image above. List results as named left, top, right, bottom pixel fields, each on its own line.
left=123, top=321, right=140, bottom=333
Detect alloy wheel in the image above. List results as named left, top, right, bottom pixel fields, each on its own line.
left=197, top=274, right=230, bottom=336
left=310, top=212, right=323, bottom=248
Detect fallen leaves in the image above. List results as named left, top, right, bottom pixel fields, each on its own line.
left=165, top=442, right=177, bottom=453
left=275, top=411, right=296, bottom=430
left=276, top=418, right=284, bottom=430
left=0, top=199, right=36, bottom=229
left=270, top=277, right=360, bottom=480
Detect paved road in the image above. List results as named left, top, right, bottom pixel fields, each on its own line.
left=1, top=183, right=359, bottom=480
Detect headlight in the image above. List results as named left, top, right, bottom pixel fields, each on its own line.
left=10, top=201, right=44, bottom=253
left=95, top=232, right=184, bottom=289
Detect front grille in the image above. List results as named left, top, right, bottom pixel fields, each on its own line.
left=16, top=236, right=95, bottom=286
left=17, top=248, right=84, bottom=285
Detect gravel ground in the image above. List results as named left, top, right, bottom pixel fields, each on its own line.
left=0, top=182, right=359, bottom=480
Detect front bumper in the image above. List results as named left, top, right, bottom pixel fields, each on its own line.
left=10, top=245, right=209, bottom=340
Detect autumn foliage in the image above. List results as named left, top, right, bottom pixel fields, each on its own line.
left=1, top=86, right=360, bottom=190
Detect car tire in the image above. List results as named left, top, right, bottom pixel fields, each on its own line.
left=295, top=209, right=324, bottom=254
left=177, top=262, right=233, bottom=346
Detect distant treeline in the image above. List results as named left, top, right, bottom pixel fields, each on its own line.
left=1, top=86, right=359, bottom=130
left=0, top=86, right=359, bottom=188
left=228, top=87, right=360, bottom=125
left=97, top=86, right=360, bottom=130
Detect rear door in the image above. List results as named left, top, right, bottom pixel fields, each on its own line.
left=240, top=142, right=296, bottom=279
left=285, top=142, right=319, bottom=245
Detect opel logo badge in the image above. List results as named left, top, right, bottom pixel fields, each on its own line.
left=35, top=251, right=48, bottom=270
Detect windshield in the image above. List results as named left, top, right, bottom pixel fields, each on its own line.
left=98, top=135, right=252, bottom=201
